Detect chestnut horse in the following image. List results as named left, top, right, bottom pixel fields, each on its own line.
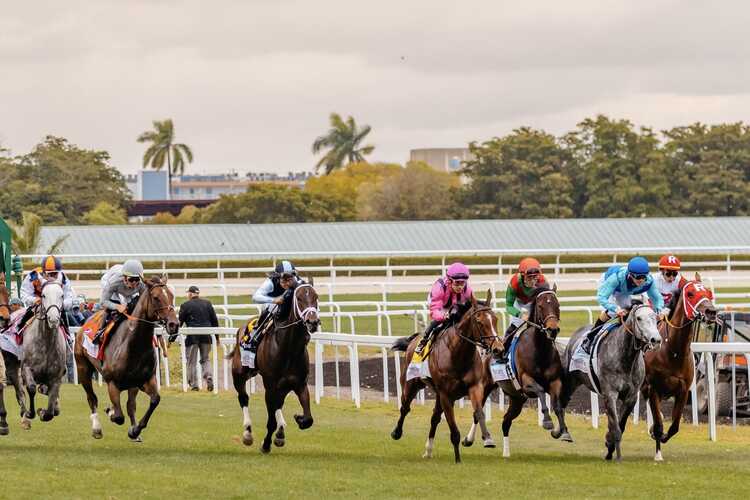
left=74, top=276, right=179, bottom=441
left=390, top=291, right=503, bottom=463
left=229, top=282, right=320, bottom=453
left=481, top=285, right=572, bottom=458
left=642, top=275, right=717, bottom=461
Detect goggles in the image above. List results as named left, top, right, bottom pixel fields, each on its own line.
left=662, top=270, right=678, bottom=278
left=451, top=279, right=467, bottom=286
left=126, top=276, right=141, bottom=284
left=631, top=273, right=648, bottom=281
left=45, top=271, right=60, bottom=279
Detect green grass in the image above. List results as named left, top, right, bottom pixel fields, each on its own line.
left=2, top=385, right=748, bottom=499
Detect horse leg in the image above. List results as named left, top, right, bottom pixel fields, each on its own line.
left=0, top=377, right=8, bottom=435
left=523, top=376, right=553, bottom=431
left=616, top=395, right=637, bottom=463
left=549, top=379, right=573, bottom=442
left=647, top=390, right=665, bottom=461
left=129, top=377, right=161, bottom=441
left=502, top=396, right=525, bottom=458
left=105, top=382, right=125, bottom=425
left=274, top=408, right=287, bottom=447
left=440, top=394, right=462, bottom=464
left=662, top=386, right=688, bottom=445
left=293, top=383, right=314, bottom=430
left=603, top=393, right=622, bottom=462
left=463, top=384, right=494, bottom=448
left=261, top=390, right=280, bottom=454
left=38, top=380, right=61, bottom=422
left=232, top=370, right=253, bottom=446
left=12, top=364, right=28, bottom=429
left=126, top=388, right=138, bottom=430
left=423, top=400, right=443, bottom=459
left=78, top=360, right=102, bottom=439
left=22, top=365, right=37, bottom=425
left=390, top=379, right=421, bottom=440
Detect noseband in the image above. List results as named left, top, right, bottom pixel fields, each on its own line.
left=520, top=290, right=560, bottom=338
left=35, top=281, right=63, bottom=323
left=282, top=284, right=320, bottom=329
left=456, top=305, right=499, bottom=354
left=622, top=304, right=654, bottom=352
left=125, top=284, right=175, bottom=327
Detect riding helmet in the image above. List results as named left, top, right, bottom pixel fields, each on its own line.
left=627, top=256, right=650, bottom=275
left=518, top=257, right=541, bottom=275
left=446, top=262, right=470, bottom=281
left=41, top=255, right=62, bottom=273
left=658, top=254, right=681, bottom=271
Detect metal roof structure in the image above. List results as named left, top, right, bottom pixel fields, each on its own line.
left=34, top=218, right=745, bottom=260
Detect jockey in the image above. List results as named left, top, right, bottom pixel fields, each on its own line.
left=415, top=262, right=473, bottom=354
left=94, top=259, right=146, bottom=343
left=653, top=254, right=688, bottom=314
left=582, top=256, right=664, bottom=353
left=246, top=260, right=302, bottom=354
left=498, top=257, right=547, bottom=361
left=16, top=255, right=76, bottom=332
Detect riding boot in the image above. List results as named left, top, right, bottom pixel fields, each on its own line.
left=92, top=310, right=113, bottom=345
left=498, top=324, right=519, bottom=362
left=415, top=320, right=440, bottom=354
left=17, top=306, right=35, bottom=332
left=582, top=316, right=607, bottom=354
left=248, top=309, right=272, bottom=353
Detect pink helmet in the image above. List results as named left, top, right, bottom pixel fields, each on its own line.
left=446, top=262, right=470, bottom=281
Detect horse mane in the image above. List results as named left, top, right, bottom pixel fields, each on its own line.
left=667, top=287, right=682, bottom=320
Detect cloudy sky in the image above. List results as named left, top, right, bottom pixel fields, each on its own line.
left=2, top=1, right=748, bottom=175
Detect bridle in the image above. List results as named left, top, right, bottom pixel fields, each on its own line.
left=664, top=282, right=714, bottom=330
left=34, top=281, right=63, bottom=324
left=520, top=290, right=560, bottom=338
left=123, top=283, right=175, bottom=328
left=280, top=284, right=320, bottom=330
left=621, top=303, right=656, bottom=352
left=455, top=305, right=500, bottom=354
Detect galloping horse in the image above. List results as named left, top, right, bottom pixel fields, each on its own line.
left=0, top=274, right=13, bottom=435
left=642, top=275, right=717, bottom=461
left=480, top=285, right=572, bottom=458
left=74, top=276, right=178, bottom=441
left=562, top=304, right=661, bottom=461
left=229, top=282, right=320, bottom=453
left=390, top=291, right=503, bottom=463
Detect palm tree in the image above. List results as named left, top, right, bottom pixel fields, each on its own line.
left=312, top=113, right=375, bottom=174
left=137, top=119, right=194, bottom=197
left=10, top=212, right=68, bottom=255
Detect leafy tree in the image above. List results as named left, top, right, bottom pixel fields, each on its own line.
left=358, top=162, right=460, bottom=220
left=459, top=127, right=575, bottom=218
left=83, top=201, right=128, bottom=225
left=564, top=116, right=667, bottom=218
left=137, top=119, right=194, bottom=194
left=9, top=212, right=68, bottom=254
left=0, top=136, right=130, bottom=225
left=661, top=123, right=750, bottom=216
left=304, top=162, right=402, bottom=207
left=201, top=183, right=356, bottom=223
left=312, top=113, right=374, bottom=174
left=149, top=205, right=203, bottom=224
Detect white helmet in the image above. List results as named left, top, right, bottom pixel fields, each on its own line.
left=122, top=260, right=144, bottom=278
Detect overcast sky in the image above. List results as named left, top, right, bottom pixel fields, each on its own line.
left=2, top=1, right=749, bottom=176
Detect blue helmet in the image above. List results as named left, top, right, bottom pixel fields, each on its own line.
left=627, top=256, right=650, bottom=275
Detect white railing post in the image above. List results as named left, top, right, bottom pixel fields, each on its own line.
left=706, top=353, right=717, bottom=441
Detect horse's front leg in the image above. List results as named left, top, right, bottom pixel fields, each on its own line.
left=423, top=400, right=443, bottom=458
left=646, top=389, right=665, bottom=461
left=232, top=365, right=253, bottom=446
left=391, top=377, right=422, bottom=441
left=0, top=379, right=8, bottom=435
left=523, top=375, right=553, bottom=430
left=130, top=376, right=161, bottom=441
left=662, top=384, right=689, bottom=445
left=463, top=384, right=494, bottom=448
left=293, top=382, right=314, bottom=430
left=37, top=379, right=61, bottom=422
left=126, top=388, right=138, bottom=437
left=549, top=378, right=573, bottom=442
left=439, top=394, right=462, bottom=464
left=261, top=390, right=281, bottom=454
left=22, top=365, right=37, bottom=428
left=105, top=382, right=125, bottom=425
left=603, top=392, right=622, bottom=461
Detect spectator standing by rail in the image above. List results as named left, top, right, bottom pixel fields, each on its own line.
left=179, top=286, right=219, bottom=391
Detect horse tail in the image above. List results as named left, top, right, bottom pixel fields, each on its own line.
left=391, top=333, right=419, bottom=352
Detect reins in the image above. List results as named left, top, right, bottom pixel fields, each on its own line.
left=277, top=284, right=320, bottom=329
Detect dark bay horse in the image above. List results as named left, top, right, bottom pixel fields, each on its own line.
left=390, top=291, right=503, bottom=463
left=562, top=304, right=661, bottom=461
left=74, top=276, right=178, bottom=441
left=229, top=282, right=320, bottom=453
left=643, top=275, right=717, bottom=461
left=481, top=285, right=572, bottom=458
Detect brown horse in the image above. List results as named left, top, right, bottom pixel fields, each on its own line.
left=74, top=276, right=179, bottom=441
left=229, top=282, right=320, bottom=453
left=483, top=285, right=572, bottom=458
left=0, top=274, right=11, bottom=435
left=390, top=290, right=503, bottom=463
left=642, top=274, right=717, bottom=461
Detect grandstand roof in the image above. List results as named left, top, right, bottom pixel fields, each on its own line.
left=35, top=218, right=748, bottom=260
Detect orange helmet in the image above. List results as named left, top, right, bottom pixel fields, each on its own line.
left=41, top=255, right=62, bottom=273
left=518, top=257, right=541, bottom=275
left=658, top=254, right=681, bottom=271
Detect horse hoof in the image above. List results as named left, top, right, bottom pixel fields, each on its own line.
left=542, top=420, right=554, bottom=431
left=461, top=437, right=474, bottom=447
left=53, top=408, right=60, bottom=417
left=112, top=415, right=125, bottom=426
left=20, top=419, right=31, bottom=430
left=242, top=431, right=254, bottom=446
left=37, top=409, right=53, bottom=422
left=24, top=411, right=35, bottom=420
left=273, top=437, right=285, bottom=448
left=483, top=438, right=496, bottom=448
left=654, top=451, right=663, bottom=462
left=294, top=414, right=313, bottom=430
left=560, top=432, right=574, bottom=443
left=129, top=435, right=143, bottom=443
left=92, top=429, right=103, bottom=439
left=127, top=426, right=142, bottom=440
left=0, top=426, right=8, bottom=436
left=261, top=444, right=271, bottom=454
left=390, top=428, right=402, bottom=441
left=422, top=451, right=433, bottom=459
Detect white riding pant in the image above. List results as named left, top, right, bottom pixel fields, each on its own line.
left=509, top=300, right=531, bottom=328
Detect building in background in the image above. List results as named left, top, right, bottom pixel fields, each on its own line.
left=409, top=148, right=473, bottom=172
left=125, top=174, right=138, bottom=199
left=137, top=170, right=170, bottom=200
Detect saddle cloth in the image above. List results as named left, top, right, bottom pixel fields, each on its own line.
left=1, top=308, right=68, bottom=359
left=406, top=336, right=436, bottom=381
left=570, top=321, right=618, bottom=394
left=490, top=326, right=527, bottom=390
left=239, top=317, right=261, bottom=368
left=81, top=311, right=116, bottom=361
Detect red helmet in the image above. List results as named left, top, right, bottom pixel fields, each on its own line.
left=518, top=257, right=541, bottom=276
left=658, top=254, right=681, bottom=271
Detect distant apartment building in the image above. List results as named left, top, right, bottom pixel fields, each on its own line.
left=409, top=148, right=473, bottom=172
left=171, top=171, right=313, bottom=200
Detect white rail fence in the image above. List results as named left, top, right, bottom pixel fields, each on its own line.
left=67, top=326, right=749, bottom=442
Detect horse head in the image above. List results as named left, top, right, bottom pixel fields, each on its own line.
left=680, top=273, right=717, bottom=323
left=39, top=280, right=64, bottom=330
left=463, top=289, right=503, bottom=357
left=293, top=283, right=320, bottom=334
left=532, top=283, right=561, bottom=340
left=627, top=304, right=661, bottom=351
left=0, top=273, right=10, bottom=327
left=145, top=275, right=179, bottom=336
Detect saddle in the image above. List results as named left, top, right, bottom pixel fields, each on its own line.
left=81, top=311, right=118, bottom=360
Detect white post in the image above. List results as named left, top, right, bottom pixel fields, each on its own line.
left=381, top=347, right=389, bottom=403
left=590, top=392, right=599, bottom=429
left=211, top=335, right=218, bottom=394
left=315, top=341, right=323, bottom=404
left=707, top=353, right=717, bottom=442
left=180, top=337, right=188, bottom=392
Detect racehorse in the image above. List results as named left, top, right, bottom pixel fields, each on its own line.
left=390, top=291, right=503, bottom=463
left=479, top=285, right=573, bottom=458
left=562, top=304, right=661, bottom=461
left=74, top=275, right=178, bottom=441
left=228, top=282, right=320, bottom=453
left=642, top=275, right=717, bottom=461
left=0, top=274, right=14, bottom=435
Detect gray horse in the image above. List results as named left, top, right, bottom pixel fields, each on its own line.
left=14, top=281, right=67, bottom=430
left=561, top=304, right=661, bottom=461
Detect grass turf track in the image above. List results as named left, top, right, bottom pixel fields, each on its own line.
left=1, top=386, right=749, bottom=499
